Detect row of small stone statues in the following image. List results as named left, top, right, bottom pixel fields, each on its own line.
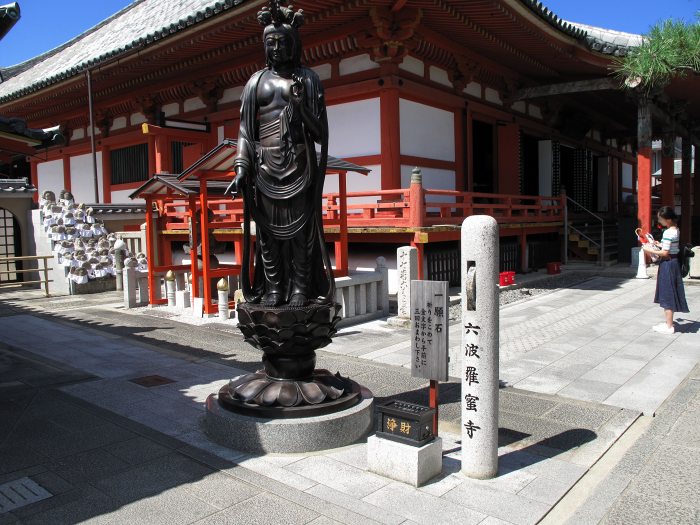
left=40, top=190, right=148, bottom=285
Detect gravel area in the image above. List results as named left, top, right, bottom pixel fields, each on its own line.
left=448, top=271, right=593, bottom=321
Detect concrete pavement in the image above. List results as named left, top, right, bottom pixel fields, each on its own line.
left=0, top=268, right=698, bottom=524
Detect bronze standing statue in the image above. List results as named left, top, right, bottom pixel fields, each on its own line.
left=220, top=1, right=360, bottom=415
left=228, top=1, right=334, bottom=308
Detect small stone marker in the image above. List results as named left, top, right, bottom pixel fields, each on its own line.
left=397, top=246, right=418, bottom=318
left=461, top=215, right=499, bottom=479
left=165, top=270, right=176, bottom=307
left=217, top=278, right=230, bottom=320
left=410, top=280, right=449, bottom=382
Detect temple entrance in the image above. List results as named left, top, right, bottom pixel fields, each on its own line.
left=472, top=120, right=496, bottom=193
left=0, top=207, right=21, bottom=283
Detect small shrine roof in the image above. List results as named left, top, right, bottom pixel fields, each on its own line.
left=178, top=139, right=372, bottom=181
left=128, top=173, right=231, bottom=200
left=0, top=176, right=36, bottom=194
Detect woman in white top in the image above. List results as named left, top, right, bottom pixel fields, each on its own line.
left=643, top=206, right=689, bottom=334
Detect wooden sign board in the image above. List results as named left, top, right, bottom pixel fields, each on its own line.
left=410, top=280, right=449, bottom=381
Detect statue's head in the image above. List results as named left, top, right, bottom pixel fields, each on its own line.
left=258, top=1, right=304, bottom=69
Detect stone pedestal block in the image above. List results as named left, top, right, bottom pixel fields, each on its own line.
left=192, top=297, right=204, bottom=318
left=175, top=290, right=191, bottom=309
left=367, top=435, right=442, bottom=487
left=204, top=388, right=374, bottom=454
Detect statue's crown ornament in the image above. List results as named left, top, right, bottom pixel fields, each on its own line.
left=257, top=1, right=304, bottom=29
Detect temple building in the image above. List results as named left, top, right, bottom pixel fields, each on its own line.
left=0, top=0, right=698, bottom=284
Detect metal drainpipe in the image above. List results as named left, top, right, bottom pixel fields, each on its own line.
left=86, top=69, right=100, bottom=203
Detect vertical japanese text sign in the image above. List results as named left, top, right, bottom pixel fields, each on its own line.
left=410, top=280, right=449, bottom=382
left=461, top=215, right=499, bottom=479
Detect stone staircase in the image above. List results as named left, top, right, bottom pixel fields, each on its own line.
left=567, top=219, right=618, bottom=265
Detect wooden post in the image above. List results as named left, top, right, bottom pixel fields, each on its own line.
left=380, top=87, right=401, bottom=189
left=42, top=257, right=50, bottom=297
left=335, top=171, right=349, bottom=277
left=101, top=146, right=112, bottom=203
left=637, top=98, right=653, bottom=233
left=520, top=232, right=528, bottom=273
left=497, top=123, right=520, bottom=195
left=62, top=154, right=71, bottom=193
left=30, top=160, right=39, bottom=204
left=409, top=167, right=425, bottom=228
left=144, top=197, right=157, bottom=305
left=681, top=137, right=692, bottom=244
left=154, top=134, right=171, bottom=173
left=429, top=379, right=439, bottom=436
left=661, top=134, right=675, bottom=208
left=188, top=197, right=199, bottom=299
left=199, top=181, right=213, bottom=314
left=455, top=108, right=467, bottom=191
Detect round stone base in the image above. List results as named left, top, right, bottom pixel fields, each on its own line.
left=204, top=387, right=375, bottom=454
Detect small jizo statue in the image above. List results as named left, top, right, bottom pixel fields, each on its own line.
left=227, top=0, right=333, bottom=308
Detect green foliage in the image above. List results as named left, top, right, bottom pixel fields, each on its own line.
left=615, top=14, right=700, bottom=91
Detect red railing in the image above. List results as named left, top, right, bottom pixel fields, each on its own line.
left=160, top=188, right=563, bottom=232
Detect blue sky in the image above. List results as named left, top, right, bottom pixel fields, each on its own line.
left=0, top=0, right=698, bottom=67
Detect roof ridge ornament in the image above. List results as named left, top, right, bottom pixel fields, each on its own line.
left=257, top=1, right=304, bottom=29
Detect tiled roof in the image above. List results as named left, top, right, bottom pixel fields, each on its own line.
left=91, top=204, right=147, bottom=214
left=0, top=177, right=37, bottom=193
left=0, top=0, right=249, bottom=102
left=519, top=1, right=642, bottom=56
left=0, top=0, right=644, bottom=103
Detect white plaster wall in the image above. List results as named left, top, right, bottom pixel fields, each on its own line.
left=529, top=104, right=543, bottom=119
left=484, top=88, right=502, bottom=105
left=37, top=160, right=64, bottom=197
left=311, top=63, right=332, bottom=81
left=217, top=125, right=225, bottom=143
left=71, top=128, right=85, bottom=141
left=162, top=102, right=179, bottom=117
left=512, top=101, right=526, bottom=113
left=70, top=152, right=103, bottom=204
left=401, top=165, right=456, bottom=202
left=339, top=54, right=379, bottom=76
left=130, top=113, right=147, bottom=126
left=399, top=99, right=455, bottom=161
left=218, top=86, right=244, bottom=105
left=184, top=97, right=206, bottom=112
left=111, top=189, right=144, bottom=204
left=399, top=56, right=424, bottom=77
left=111, top=117, right=127, bottom=131
left=464, top=82, right=481, bottom=98
left=327, top=98, right=381, bottom=158
left=429, top=66, right=451, bottom=87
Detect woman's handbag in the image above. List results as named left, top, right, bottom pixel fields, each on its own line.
left=635, top=228, right=660, bottom=262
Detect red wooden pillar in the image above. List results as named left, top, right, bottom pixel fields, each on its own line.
left=334, top=171, right=349, bottom=277
left=101, top=146, right=112, bottom=203
left=199, top=181, right=213, bottom=314
left=62, top=154, right=71, bottom=192
left=409, top=169, right=425, bottom=228
left=497, top=123, right=520, bottom=195
left=380, top=87, right=401, bottom=189
left=30, top=160, right=39, bottom=204
left=411, top=237, right=425, bottom=280
left=144, top=197, right=157, bottom=305
left=661, top=135, right=675, bottom=208
left=147, top=135, right=156, bottom=176
left=188, top=197, right=200, bottom=299
left=637, top=99, right=653, bottom=233
left=680, top=138, right=692, bottom=244
left=154, top=135, right=171, bottom=174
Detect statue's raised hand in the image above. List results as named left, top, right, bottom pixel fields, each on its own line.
left=290, top=74, right=305, bottom=107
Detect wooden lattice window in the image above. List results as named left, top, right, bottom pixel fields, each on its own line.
left=0, top=208, right=19, bottom=282
left=110, top=144, right=149, bottom=185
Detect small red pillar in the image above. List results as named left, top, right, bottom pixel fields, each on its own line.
left=334, top=171, right=349, bottom=277
left=636, top=100, right=653, bottom=233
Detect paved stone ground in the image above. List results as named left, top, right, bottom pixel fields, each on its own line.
left=326, top=275, right=700, bottom=416
left=0, top=286, right=641, bottom=525
left=0, top=267, right=698, bottom=524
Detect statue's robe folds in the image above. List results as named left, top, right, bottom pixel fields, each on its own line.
left=236, top=67, right=334, bottom=305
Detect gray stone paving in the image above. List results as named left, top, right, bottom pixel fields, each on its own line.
left=325, top=276, right=700, bottom=416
